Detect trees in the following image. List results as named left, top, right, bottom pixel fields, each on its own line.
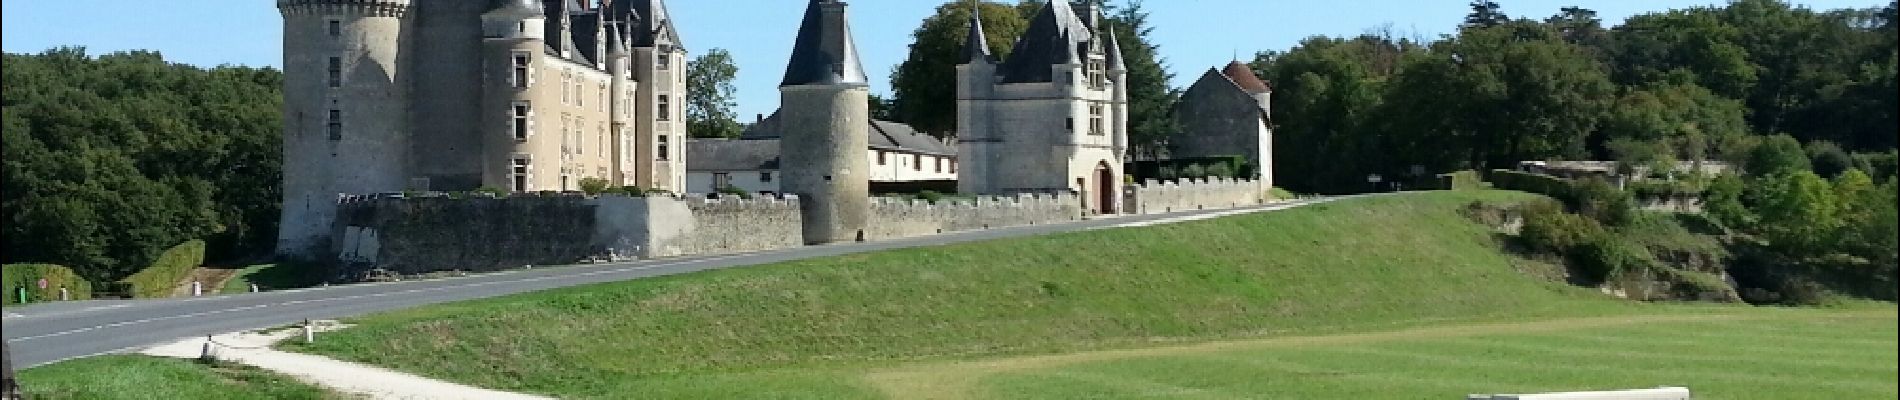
left=1100, top=0, right=1179, bottom=160
left=1463, top=1, right=1510, bottom=29
left=889, top=1, right=1030, bottom=136
left=2, top=48, right=280, bottom=281
left=685, top=48, right=741, bottom=139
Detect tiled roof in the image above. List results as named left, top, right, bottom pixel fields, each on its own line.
left=1222, top=61, right=1271, bottom=94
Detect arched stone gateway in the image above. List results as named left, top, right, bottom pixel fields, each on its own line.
left=1095, top=160, right=1117, bottom=214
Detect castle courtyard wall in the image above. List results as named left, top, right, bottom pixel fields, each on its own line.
left=1126, top=178, right=1266, bottom=215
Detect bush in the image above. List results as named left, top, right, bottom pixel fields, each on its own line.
left=3, top=264, right=92, bottom=305
left=472, top=186, right=508, bottom=197
left=1181, top=164, right=1207, bottom=180
left=1517, top=200, right=1606, bottom=255
left=1206, top=163, right=1234, bottom=179
left=1439, top=170, right=1484, bottom=190
left=119, top=240, right=206, bottom=298
left=1568, top=234, right=1652, bottom=284
left=578, top=177, right=612, bottom=195
left=915, top=190, right=945, bottom=204
left=1158, top=165, right=1178, bottom=180
left=612, top=186, right=651, bottom=197
left=1564, top=177, right=1636, bottom=226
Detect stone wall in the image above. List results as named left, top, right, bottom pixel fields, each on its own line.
left=865, top=193, right=1083, bottom=240
left=647, top=195, right=803, bottom=257
left=333, top=195, right=600, bottom=278
left=1126, top=178, right=1266, bottom=214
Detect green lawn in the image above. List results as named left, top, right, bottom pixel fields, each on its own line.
left=219, top=262, right=323, bottom=294
left=16, top=355, right=341, bottom=400
left=972, top=309, right=1897, bottom=399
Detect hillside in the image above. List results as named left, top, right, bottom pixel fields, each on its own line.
left=284, top=190, right=1688, bottom=396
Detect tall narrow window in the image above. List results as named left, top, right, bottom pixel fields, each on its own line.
left=560, top=115, right=572, bottom=156
left=327, top=20, right=342, bottom=37
left=326, top=109, right=342, bottom=140
left=511, top=54, right=531, bottom=88
left=877, top=151, right=887, bottom=165
left=327, top=57, right=342, bottom=88
left=511, top=103, right=531, bottom=141
left=657, top=135, right=671, bottom=161
left=561, top=71, right=572, bottom=104
left=575, top=80, right=585, bottom=108
left=512, top=158, right=532, bottom=192
left=657, top=95, right=671, bottom=121
left=914, top=154, right=923, bottom=171
left=1088, top=103, right=1105, bottom=136
left=657, top=52, right=671, bottom=70
left=576, top=117, right=585, bottom=155
left=598, top=84, right=607, bottom=112
left=1065, top=117, right=1075, bottom=132
left=597, top=123, right=606, bottom=158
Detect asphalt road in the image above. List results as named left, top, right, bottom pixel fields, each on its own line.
left=3, top=196, right=1345, bottom=369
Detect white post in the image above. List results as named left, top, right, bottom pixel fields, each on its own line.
left=59, top=287, right=70, bottom=301
left=250, top=284, right=260, bottom=293
left=191, top=281, right=203, bottom=297
left=303, top=319, right=315, bottom=343
left=199, top=335, right=214, bottom=361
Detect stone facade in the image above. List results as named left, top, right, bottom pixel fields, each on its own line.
left=957, top=1, right=1128, bottom=215
left=1125, top=178, right=1267, bottom=215
left=278, top=0, right=687, bottom=258
left=865, top=193, right=1083, bottom=240
left=778, top=0, right=872, bottom=245
left=1172, top=62, right=1274, bottom=190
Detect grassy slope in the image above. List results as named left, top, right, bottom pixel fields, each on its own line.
left=17, top=355, right=340, bottom=400
left=287, top=190, right=1689, bottom=398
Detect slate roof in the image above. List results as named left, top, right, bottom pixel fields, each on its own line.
left=686, top=139, right=780, bottom=171
left=734, top=112, right=957, bottom=157
left=961, top=7, right=994, bottom=64
left=487, top=0, right=544, bottom=18
left=603, top=0, right=685, bottom=50
left=781, top=0, right=868, bottom=86
left=998, top=1, right=1094, bottom=83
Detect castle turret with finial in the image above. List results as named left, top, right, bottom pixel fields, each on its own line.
left=779, top=0, right=872, bottom=244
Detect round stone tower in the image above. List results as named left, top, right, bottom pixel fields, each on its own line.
left=480, top=0, right=548, bottom=192
left=780, top=0, right=871, bottom=245
left=276, top=0, right=414, bottom=259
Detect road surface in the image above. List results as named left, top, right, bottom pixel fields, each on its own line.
left=4, top=196, right=1346, bottom=368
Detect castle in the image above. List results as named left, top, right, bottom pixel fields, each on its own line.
left=275, top=0, right=687, bottom=257
left=957, top=1, right=1130, bottom=214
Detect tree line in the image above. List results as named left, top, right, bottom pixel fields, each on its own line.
left=1258, top=0, right=1897, bottom=194
left=3, top=48, right=282, bottom=282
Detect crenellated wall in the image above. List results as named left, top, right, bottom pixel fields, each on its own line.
left=865, top=193, right=1083, bottom=240
left=647, top=195, right=804, bottom=257
left=1126, top=178, right=1267, bottom=214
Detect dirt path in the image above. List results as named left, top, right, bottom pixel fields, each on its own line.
left=169, top=268, right=241, bottom=297
left=142, top=323, right=552, bottom=400
left=860, top=311, right=1894, bottom=400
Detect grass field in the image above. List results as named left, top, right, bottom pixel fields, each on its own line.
left=15, top=355, right=342, bottom=400
left=218, top=262, right=323, bottom=294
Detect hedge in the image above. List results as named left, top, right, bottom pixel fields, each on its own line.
left=1488, top=169, right=1570, bottom=198
left=1433, top=170, right=1486, bottom=190
left=119, top=240, right=206, bottom=298
left=3, top=264, right=92, bottom=305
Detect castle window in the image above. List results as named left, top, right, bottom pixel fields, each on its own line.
left=1088, top=60, right=1107, bottom=90
left=576, top=117, right=585, bottom=155
left=761, top=171, right=773, bottom=182
left=576, top=82, right=585, bottom=108
left=1088, top=103, right=1105, bottom=136
left=561, top=71, right=572, bottom=105
left=327, top=20, right=341, bottom=37
left=713, top=172, right=730, bottom=189
left=1065, top=117, right=1075, bottom=132
left=598, top=123, right=606, bottom=158
left=951, top=160, right=957, bottom=173
left=598, top=84, right=607, bottom=112
left=657, top=52, right=671, bottom=70
left=657, top=135, right=671, bottom=161
left=327, top=57, right=342, bottom=88
left=914, top=154, right=923, bottom=171
left=512, top=53, right=531, bottom=88
left=512, top=157, right=532, bottom=192
left=877, top=151, right=887, bottom=165
left=511, top=102, right=532, bottom=141
left=935, top=157, right=943, bottom=173
left=657, top=95, right=671, bottom=121
left=326, top=109, right=342, bottom=140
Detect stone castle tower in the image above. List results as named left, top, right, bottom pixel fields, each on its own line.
left=957, top=1, right=1128, bottom=214
left=779, top=0, right=871, bottom=244
left=275, top=0, right=686, bottom=258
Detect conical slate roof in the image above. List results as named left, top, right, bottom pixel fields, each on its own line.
left=780, top=0, right=867, bottom=86
left=998, top=1, right=1094, bottom=84
left=1222, top=61, right=1270, bottom=93
left=961, top=6, right=993, bottom=64
left=1104, top=29, right=1125, bottom=71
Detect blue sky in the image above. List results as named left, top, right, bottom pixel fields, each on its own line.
left=3, top=0, right=1881, bottom=120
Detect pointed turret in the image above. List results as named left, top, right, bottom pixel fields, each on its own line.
left=1104, top=29, right=1126, bottom=71
left=781, top=0, right=868, bottom=87
left=607, top=20, right=630, bottom=57
left=998, top=0, right=1093, bottom=83
left=961, top=5, right=993, bottom=65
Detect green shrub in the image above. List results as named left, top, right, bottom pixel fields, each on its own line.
left=1517, top=200, right=1606, bottom=255
left=1565, top=177, right=1636, bottom=226
left=1268, top=187, right=1296, bottom=200
left=1206, top=163, right=1234, bottom=179
left=1158, top=165, right=1178, bottom=180
left=473, top=186, right=508, bottom=197
left=1568, top=234, right=1653, bottom=284
left=915, top=190, right=945, bottom=204
left=119, top=240, right=206, bottom=298
left=578, top=177, right=612, bottom=195
left=3, top=264, right=93, bottom=305
left=1439, top=170, right=1485, bottom=190
left=1182, top=164, right=1208, bottom=179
